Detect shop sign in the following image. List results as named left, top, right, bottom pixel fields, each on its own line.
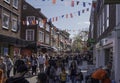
left=104, top=0, right=120, bottom=4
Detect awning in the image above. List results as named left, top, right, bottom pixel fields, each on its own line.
left=0, top=34, right=26, bottom=47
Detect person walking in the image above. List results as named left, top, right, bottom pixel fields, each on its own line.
left=0, top=57, right=7, bottom=83
left=60, top=67, right=67, bottom=83
left=31, top=56, right=37, bottom=75
left=70, top=61, right=77, bottom=83
left=76, top=69, right=83, bottom=83
left=4, top=55, right=13, bottom=78
left=36, top=72, right=47, bottom=83
left=38, top=54, right=45, bottom=72
left=5, top=60, right=29, bottom=83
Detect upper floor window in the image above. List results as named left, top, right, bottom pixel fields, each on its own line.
left=45, top=24, right=50, bottom=32
left=26, top=29, right=34, bottom=41
left=13, top=0, right=18, bottom=9
left=26, top=16, right=35, bottom=25
left=38, top=18, right=44, bottom=28
left=46, top=34, right=50, bottom=44
left=2, top=13, right=10, bottom=29
left=106, top=5, right=109, bottom=28
left=4, top=0, right=10, bottom=4
left=39, top=31, right=44, bottom=42
left=102, top=9, right=105, bottom=32
left=12, top=18, right=18, bottom=32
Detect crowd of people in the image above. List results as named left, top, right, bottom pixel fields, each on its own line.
left=0, top=53, right=112, bottom=83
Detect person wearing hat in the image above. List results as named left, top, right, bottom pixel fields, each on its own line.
left=5, top=60, right=29, bottom=83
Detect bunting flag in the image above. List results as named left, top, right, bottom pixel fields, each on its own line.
left=82, top=10, right=85, bottom=13
left=52, top=0, right=56, bottom=4
left=66, top=14, right=68, bottom=18
left=70, top=13, right=73, bottom=18
left=83, top=2, right=86, bottom=7
left=40, top=1, right=92, bottom=8
left=78, top=11, right=80, bottom=16
left=86, top=8, right=89, bottom=11
left=56, top=17, right=58, bottom=21
left=39, top=0, right=92, bottom=7
left=71, top=0, right=74, bottom=7
left=51, top=8, right=90, bottom=22
left=52, top=17, right=54, bottom=22
left=22, top=21, right=26, bottom=25
left=62, top=15, right=64, bottom=18
left=27, top=21, right=29, bottom=26
left=76, top=1, right=80, bottom=5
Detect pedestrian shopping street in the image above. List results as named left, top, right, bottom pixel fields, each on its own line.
left=1, top=0, right=120, bottom=83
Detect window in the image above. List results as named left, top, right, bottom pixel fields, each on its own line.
left=4, top=0, right=10, bottom=4
left=45, top=24, right=50, bottom=32
left=26, top=29, right=34, bottom=41
left=26, top=16, right=35, bottom=25
left=102, top=9, right=105, bottom=32
left=12, top=18, right=18, bottom=32
left=2, top=13, right=9, bottom=29
left=13, top=0, right=18, bottom=9
left=39, top=31, right=44, bottom=42
left=46, top=34, right=50, bottom=44
left=38, top=18, right=44, bottom=28
left=106, top=5, right=109, bottom=28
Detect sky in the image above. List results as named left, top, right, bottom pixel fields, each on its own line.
left=26, top=0, right=92, bottom=38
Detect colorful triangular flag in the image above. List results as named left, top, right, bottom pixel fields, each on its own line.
left=71, top=0, right=74, bottom=7
left=52, top=0, right=56, bottom=4
left=78, top=11, right=80, bottom=16
left=76, top=1, right=79, bottom=5
left=83, top=2, right=86, bottom=7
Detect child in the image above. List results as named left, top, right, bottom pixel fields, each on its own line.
left=60, top=67, right=67, bottom=83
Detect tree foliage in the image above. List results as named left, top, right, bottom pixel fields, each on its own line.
left=72, top=31, right=89, bottom=52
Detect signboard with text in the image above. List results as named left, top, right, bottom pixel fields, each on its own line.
left=104, top=0, right=120, bottom=4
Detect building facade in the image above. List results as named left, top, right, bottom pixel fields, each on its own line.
left=21, top=0, right=52, bottom=55
left=89, top=0, right=120, bottom=82
left=0, top=0, right=23, bottom=57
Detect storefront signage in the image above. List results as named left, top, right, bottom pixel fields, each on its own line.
left=104, top=0, right=120, bottom=4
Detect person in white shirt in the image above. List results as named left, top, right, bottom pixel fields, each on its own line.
left=38, top=54, right=45, bottom=72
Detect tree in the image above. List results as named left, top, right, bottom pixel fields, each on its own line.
left=72, top=31, right=89, bottom=53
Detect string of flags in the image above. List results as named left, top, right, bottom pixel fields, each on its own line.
left=49, top=8, right=90, bottom=22
left=22, top=7, right=90, bottom=26
left=35, top=0, right=92, bottom=7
